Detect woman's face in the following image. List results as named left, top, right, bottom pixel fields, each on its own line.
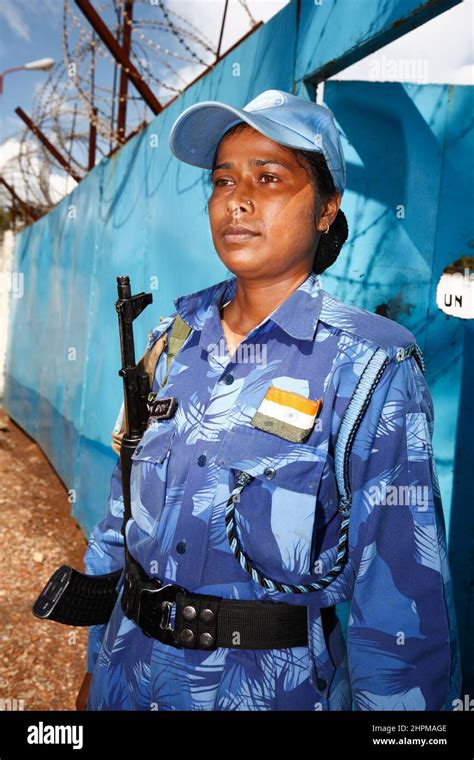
left=208, top=125, right=325, bottom=281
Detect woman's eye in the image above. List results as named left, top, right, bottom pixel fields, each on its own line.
left=213, top=174, right=279, bottom=187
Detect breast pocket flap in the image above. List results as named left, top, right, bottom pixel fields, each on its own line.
left=217, top=427, right=326, bottom=493
left=131, top=426, right=175, bottom=464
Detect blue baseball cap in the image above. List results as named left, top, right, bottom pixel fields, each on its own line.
left=169, top=88, right=346, bottom=196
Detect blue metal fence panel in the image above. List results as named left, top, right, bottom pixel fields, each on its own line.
left=4, top=167, right=102, bottom=489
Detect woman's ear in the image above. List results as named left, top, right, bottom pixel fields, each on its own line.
left=316, top=192, right=341, bottom=233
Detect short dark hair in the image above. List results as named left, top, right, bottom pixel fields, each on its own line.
left=207, top=121, right=349, bottom=274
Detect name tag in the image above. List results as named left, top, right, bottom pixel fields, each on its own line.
left=147, top=393, right=178, bottom=420
left=251, top=385, right=322, bottom=443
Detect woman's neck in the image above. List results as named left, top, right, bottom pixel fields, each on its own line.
left=220, top=269, right=312, bottom=334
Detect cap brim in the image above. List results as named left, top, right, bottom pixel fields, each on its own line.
left=168, top=100, right=321, bottom=170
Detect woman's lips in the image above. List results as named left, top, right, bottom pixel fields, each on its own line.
left=222, top=227, right=260, bottom=243
left=223, top=231, right=259, bottom=242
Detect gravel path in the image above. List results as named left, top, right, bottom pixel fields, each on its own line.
left=0, top=407, right=88, bottom=711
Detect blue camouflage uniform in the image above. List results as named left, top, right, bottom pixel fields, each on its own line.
left=85, top=270, right=461, bottom=711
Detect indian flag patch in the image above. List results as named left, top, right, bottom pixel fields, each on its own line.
left=251, top=385, right=322, bottom=443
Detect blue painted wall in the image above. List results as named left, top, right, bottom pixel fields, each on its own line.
left=3, top=0, right=472, bottom=689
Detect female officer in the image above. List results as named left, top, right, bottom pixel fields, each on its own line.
left=80, top=89, right=461, bottom=711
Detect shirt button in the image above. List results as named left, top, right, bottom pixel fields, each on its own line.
left=176, top=541, right=187, bottom=555
left=223, top=374, right=234, bottom=385
left=197, top=454, right=207, bottom=466
left=263, top=467, right=276, bottom=480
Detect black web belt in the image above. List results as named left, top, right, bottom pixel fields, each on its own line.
left=121, top=546, right=337, bottom=650
left=33, top=548, right=337, bottom=651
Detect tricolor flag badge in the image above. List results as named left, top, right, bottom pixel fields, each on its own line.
left=251, top=385, right=322, bottom=443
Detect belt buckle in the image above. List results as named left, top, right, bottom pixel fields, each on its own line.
left=137, top=582, right=185, bottom=646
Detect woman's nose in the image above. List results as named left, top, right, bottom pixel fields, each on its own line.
left=227, top=196, right=253, bottom=216
left=228, top=202, right=245, bottom=216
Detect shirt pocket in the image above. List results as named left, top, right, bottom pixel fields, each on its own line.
left=217, top=425, right=327, bottom=584
left=130, top=423, right=176, bottom=537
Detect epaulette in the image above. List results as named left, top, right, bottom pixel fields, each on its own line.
left=319, top=290, right=426, bottom=374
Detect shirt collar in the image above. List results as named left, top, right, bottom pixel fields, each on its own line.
left=173, top=270, right=323, bottom=342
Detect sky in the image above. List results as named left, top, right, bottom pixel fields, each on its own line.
left=0, top=0, right=472, bottom=206
left=0, top=0, right=64, bottom=140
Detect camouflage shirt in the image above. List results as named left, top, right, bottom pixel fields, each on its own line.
left=85, top=270, right=461, bottom=711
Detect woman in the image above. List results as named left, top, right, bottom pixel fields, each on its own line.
left=81, top=89, right=461, bottom=711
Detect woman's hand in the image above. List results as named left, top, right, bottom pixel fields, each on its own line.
left=75, top=672, right=93, bottom=711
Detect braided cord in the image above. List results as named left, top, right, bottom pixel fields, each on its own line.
left=337, top=349, right=390, bottom=497
left=224, top=472, right=351, bottom=593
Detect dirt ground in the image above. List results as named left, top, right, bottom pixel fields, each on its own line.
left=0, top=406, right=89, bottom=711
